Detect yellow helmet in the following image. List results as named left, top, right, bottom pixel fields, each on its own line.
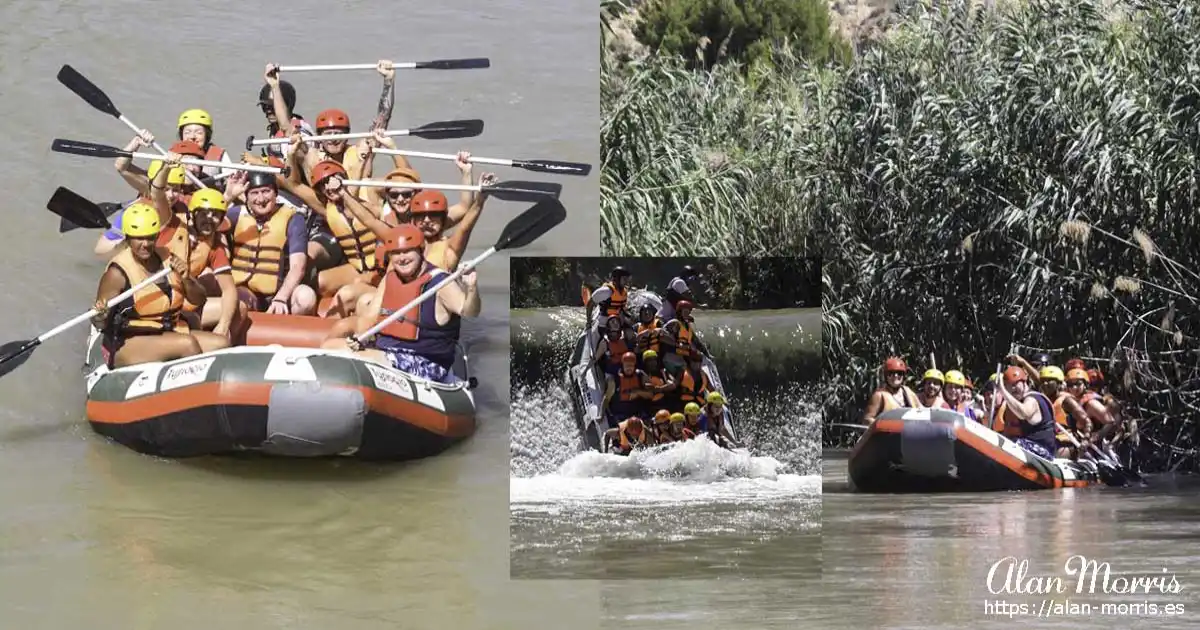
left=188, top=188, right=227, bottom=213
left=669, top=413, right=685, bottom=424
left=146, top=160, right=188, bottom=185
left=922, top=369, right=945, bottom=383
left=642, top=349, right=658, bottom=360
left=122, top=203, right=162, bottom=238
left=1039, top=366, right=1065, bottom=382
left=684, top=402, right=700, bottom=415
left=706, top=391, right=725, bottom=404
left=178, top=108, right=213, bottom=129
left=943, top=370, right=966, bottom=387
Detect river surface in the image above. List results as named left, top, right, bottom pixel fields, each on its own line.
left=820, top=449, right=1200, bottom=629
left=0, top=1, right=599, bottom=628
left=509, top=305, right=822, bottom=579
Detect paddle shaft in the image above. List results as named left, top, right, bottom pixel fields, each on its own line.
left=373, top=147, right=515, bottom=167
left=278, top=62, right=427, bottom=72
left=343, top=179, right=482, bottom=193
left=114, top=114, right=207, bottom=189
left=251, top=128, right=418, bottom=146
left=126, top=151, right=280, bottom=173
left=42, top=267, right=172, bottom=344
left=356, top=246, right=495, bottom=343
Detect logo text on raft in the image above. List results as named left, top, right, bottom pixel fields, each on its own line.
left=160, top=357, right=216, bottom=391
left=986, top=556, right=1184, bottom=595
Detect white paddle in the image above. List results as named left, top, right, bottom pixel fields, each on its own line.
left=342, top=178, right=561, bottom=203
left=51, top=139, right=284, bottom=174
left=246, top=119, right=484, bottom=148
left=278, top=58, right=490, bottom=72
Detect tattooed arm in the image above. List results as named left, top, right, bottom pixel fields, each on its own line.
left=370, top=59, right=396, bottom=132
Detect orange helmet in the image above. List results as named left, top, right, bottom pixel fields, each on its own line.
left=1002, top=366, right=1027, bottom=384
left=1087, top=368, right=1104, bottom=385
left=1066, top=368, right=1090, bottom=384
left=410, top=190, right=449, bottom=214
left=654, top=409, right=671, bottom=423
left=1065, top=358, right=1086, bottom=371
left=169, top=140, right=205, bottom=158
left=385, top=167, right=421, bottom=183
left=315, top=108, right=351, bottom=131
left=621, top=351, right=637, bottom=365
left=309, top=160, right=347, bottom=188
left=883, top=356, right=907, bottom=373
left=376, top=224, right=425, bottom=261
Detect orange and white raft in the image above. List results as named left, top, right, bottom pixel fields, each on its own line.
left=82, top=312, right=477, bottom=460
left=848, top=408, right=1100, bottom=492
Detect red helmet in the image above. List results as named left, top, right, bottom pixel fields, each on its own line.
left=376, top=224, right=425, bottom=261
left=621, top=351, right=637, bottom=364
left=626, top=417, right=644, bottom=431
left=883, top=356, right=907, bottom=372
left=309, top=160, right=347, bottom=188
left=169, top=140, right=205, bottom=158
left=315, top=108, right=351, bottom=131
left=1003, top=366, right=1028, bottom=384
left=410, top=190, right=449, bottom=214
left=1065, top=358, right=1086, bottom=371
left=676, top=300, right=694, bottom=312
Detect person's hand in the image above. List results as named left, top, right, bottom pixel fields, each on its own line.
left=134, top=129, right=154, bottom=149
left=289, top=132, right=308, bottom=156
left=264, top=63, right=280, bottom=85
left=90, top=299, right=110, bottom=328
left=455, top=150, right=473, bottom=174
left=267, top=298, right=290, bottom=315
left=213, top=322, right=230, bottom=338
left=164, top=151, right=183, bottom=170
left=374, top=129, right=396, bottom=148
left=168, top=254, right=189, bottom=278
left=346, top=336, right=364, bottom=352
left=461, top=269, right=478, bottom=289
left=377, top=59, right=395, bottom=80
left=226, top=171, right=249, bottom=199
left=242, top=152, right=266, bottom=166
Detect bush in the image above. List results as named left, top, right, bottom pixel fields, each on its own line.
left=635, top=0, right=849, bottom=70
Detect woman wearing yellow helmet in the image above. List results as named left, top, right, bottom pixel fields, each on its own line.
left=682, top=401, right=703, bottom=439
left=177, top=109, right=233, bottom=179
left=918, top=368, right=947, bottom=409
left=90, top=203, right=215, bottom=367
left=943, top=370, right=981, bottom=422
left=700, top=390, right=739, bottom=449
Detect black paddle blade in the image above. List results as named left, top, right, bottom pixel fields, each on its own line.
left=52, top=138, right=128, bottom=160
left=57, top=65, right=121, bottom=118
left=414, top=57, right=490, bottom=70
left=0, top=339, right=39, bottom=379
left=485, top=180, right=563, bottom=203
left=47, top=187, right=112, bottom=230
left=512, top=159, right=592, bottom=176
left=59, top=202, right=122, bottom=233
left=409, top=119, right=484, bottom=140
left=496, top=198, right=566, bottom=251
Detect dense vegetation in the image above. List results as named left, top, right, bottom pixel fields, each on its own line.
left=510, top=256, right=820, bottom=310
left=603, top=0, right=1200, bottom=471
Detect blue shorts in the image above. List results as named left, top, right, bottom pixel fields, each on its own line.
left=384, top=348, right=458, bottom=385
left=1015, top=437, right=1054, bottom=460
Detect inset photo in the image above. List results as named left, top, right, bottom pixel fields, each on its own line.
left=509, top=256, right=822, bottom=579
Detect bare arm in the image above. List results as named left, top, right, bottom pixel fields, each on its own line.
left=92, top=265, right=126, bottom=329
left=370, top=60, right=396, bottom=131
left=444, top=153, right=476, bottom=228
left=440, top=176, right=491, bottom=270
left=342, top=188, right=391, bottom=237
left=149, top=155, right=176, bottom=226
left=1062, top=396, right=1091, bottom=440
left=1008, top=355, right=1041, bottom=388
left=437, top=274, right=481, bottom=318
left=354, top=282, right=388, bottom=336
left=862, top=391, right=885, bottom=424
left=115, top=132, right=152, bottom=195
left=999, top=386, right=1041, bottom=423
left=215, top=273, right=239, bottom=334
left=273, top=252, right=308, bottom=304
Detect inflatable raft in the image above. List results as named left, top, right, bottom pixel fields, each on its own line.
left=848, top=407, right=1101, bottom=492
left=563, top=289, right=736, bottom=451
left=82, top=312, right=477, bottom=459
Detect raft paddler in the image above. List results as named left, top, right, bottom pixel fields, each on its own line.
left=862, top=356, right=919, bottom=424
left=674, top=355, right=712, bottom=413
left=658, top=265, right=699, bottom=322
left=603, top=416, right=648, bottom=455
left=97, top=155, right=194, bottom=257
left=90, top=203, right=229, bottom=367
left=593, top=317, right=633, bottom=376
left=917, top=369, right=947, bottom=408
left=1040, top=366, right=1092, bottom=458
left=1066, top=368, right=1117, bottom=445
left=176, top=108, right=234, bottom=180
left=682, top=402, right=704, bottom=434
left=943, top=370, right=980, bottom=422
left=221, top=169, right=316, bottom=315
left=641, top=350, right=676, bottom=408
left=993, top=366, right=1058, bottom=460
left=650, top=409, right=673, bottom=444
left=602, top=351, right=650, bottom=421
left=669, top=412, right=695, bottom=441
left=327, top=224, right=480, bottom=384
left=589, top=266, right=632, bottom=329
left=259, top=64, right=314, bottom=160
left=701, top=391, right=738, bottom=449
left=634, top=303, right=664, bottom=362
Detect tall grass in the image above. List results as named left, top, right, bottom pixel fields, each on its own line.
left=604, top=0, right=1200, bottom=471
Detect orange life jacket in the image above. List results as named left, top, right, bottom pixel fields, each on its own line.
left=108, top=247, right=185, bottom=333
left=637, top=319, right=661, bottom=354
left=677, top=368, right=708, bottom=403
left=1052, top=393, right=1070, bottom=427
left=617, top=419, right=647, bottom=451
left=878, top=386, right=919, bottom=412
left=601, top=282, right=627, bottom=316
left=374, top=266, right=460, bottom=368
left=646, top=370, right=667, bottom=402
left=230, top=206, right=296, bottom=296
left=324, top=201, right=377, bottom=273
left=617, top=370, right=643, bottom=402
left=606, top=337, right=630, bottom=367
left=675, top=320, right=694, bottom=358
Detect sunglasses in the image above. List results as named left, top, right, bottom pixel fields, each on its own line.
left=387, top=190, right=416, bottom=202
left=1067, top=380, right=1087, bottom=387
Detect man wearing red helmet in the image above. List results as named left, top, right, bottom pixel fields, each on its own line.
left=603, top=416, right=649, bottom=456
left=601, top=350, right=650, bottom=423
left=862, top=356, right=919, bottom=425
left=994, top=365, right=1058, bottom=459
left=660, top=300, right=708, bottom=373
left=327, top=224, right=480, bottom=384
